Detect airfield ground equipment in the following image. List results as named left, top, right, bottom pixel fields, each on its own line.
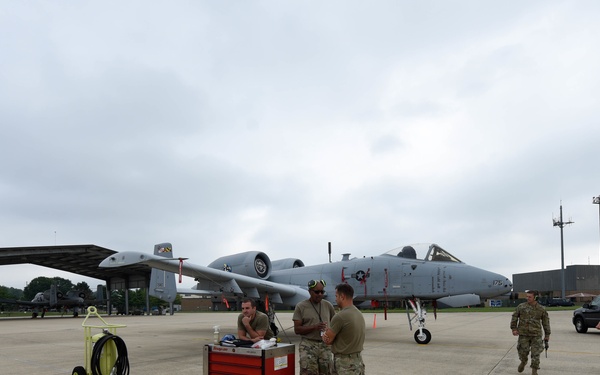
left=71, top=306, right=129, bottom=375
left=203, top=343, right=295, bottom=375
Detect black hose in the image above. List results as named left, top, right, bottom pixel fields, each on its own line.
left=91, top=333, right=130, bottom=375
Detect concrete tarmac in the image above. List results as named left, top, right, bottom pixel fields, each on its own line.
left=1, top=310, right=598, bottom=374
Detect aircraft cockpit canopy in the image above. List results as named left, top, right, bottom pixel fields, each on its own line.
left=383, top=243, right=463, bottom=263
left=396, top=246, right=417, bottom=259
left=424, top=244, right=463, bottom=263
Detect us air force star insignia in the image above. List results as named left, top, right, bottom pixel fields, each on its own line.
left=223, top=264, right=232, bottom=272
left=355, top=270, right=366, bottom=281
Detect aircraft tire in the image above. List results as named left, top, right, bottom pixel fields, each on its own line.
left=72, top=366, right=86, bottom=375
left=414, top=329, right=431, bottom=344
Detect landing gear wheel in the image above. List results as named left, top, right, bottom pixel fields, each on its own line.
left=72, top=366, right=86, bottom=375
left=414, top=328, right=431, bottom=344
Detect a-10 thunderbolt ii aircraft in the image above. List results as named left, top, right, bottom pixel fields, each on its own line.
left=0, top=284, right=92, bottom=317
left=99, top=242, right=512, bottom=344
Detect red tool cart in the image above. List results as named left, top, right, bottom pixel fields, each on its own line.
left=203, top=343, right=295, bottom=375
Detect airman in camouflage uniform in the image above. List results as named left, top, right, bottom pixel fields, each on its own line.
left=510, top=290, right=551, bottom=375
left=293, top=280, right=336, bottom=375
left=322, top=283, right=365, bottom=375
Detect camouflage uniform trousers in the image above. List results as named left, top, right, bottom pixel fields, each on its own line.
left=299, top=338, right=333, bottom=375
left=333, top=352, right=364, bottom=375
left=517, top=335, right=544, bottom=369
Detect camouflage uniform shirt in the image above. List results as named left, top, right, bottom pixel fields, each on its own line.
left=237, top=310, right=274, bottom=340
left=510, top=302, right=551, bottom=337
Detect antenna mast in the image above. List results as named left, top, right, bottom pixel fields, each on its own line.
left=553, top=203, right=574, bottom=299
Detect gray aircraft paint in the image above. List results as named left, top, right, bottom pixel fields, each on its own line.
left=100, top=242, right=512, bottom=344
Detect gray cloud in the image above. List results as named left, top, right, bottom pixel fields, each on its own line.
left=1, top=1, right=600, bottom=289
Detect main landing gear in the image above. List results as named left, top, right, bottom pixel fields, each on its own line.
left=406, top=298, right=432, bottom=344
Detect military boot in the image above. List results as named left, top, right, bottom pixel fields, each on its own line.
left=531, top=368, right=538, bottom=375
left=518, top=361, right=527, bottom=373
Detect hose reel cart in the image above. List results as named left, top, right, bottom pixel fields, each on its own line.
left=71, top=306, right=129, bottom=375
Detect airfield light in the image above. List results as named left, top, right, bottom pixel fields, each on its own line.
left=552, top=203, right=573, bottom=299
left=593, top=196, right=600, bottom=265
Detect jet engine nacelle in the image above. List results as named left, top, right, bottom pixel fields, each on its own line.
left=207, top=251, right=272, bottom=280
left=271, top=258, right=305, bottom=270
left=66, top=291, right=86, bottom=299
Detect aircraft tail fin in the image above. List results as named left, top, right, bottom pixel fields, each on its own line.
left=149, top=243, right=177, bottom=303
left=50, top=284, right=58, bottom=306
left=95, top=284, right=107, bottom=303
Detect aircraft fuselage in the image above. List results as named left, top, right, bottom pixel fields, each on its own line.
left=269, top=255, right=511, bottom=304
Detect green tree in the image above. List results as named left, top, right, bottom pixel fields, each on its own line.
left=129, top=289, right=146, bottom=309
left=108, top=289, right=146, bottom=313
left=0, top=285, right=23, bottom=299
left=110, top=290, right=126, bottom=314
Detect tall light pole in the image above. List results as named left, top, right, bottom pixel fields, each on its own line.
left=553, top=203, right=573, bottom=299
left=593, top=196, right=600, bottom=264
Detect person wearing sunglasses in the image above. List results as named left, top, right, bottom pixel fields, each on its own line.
left=293, top=279, right=336, bottom=375
left=322, top=283, right=365, bottom=375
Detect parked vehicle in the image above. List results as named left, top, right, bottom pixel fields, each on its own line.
left=546, top=298, right=574, bottom=307
left=572, top=295, right=600, bottom=333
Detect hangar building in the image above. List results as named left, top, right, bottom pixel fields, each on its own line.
left=513, top=264, right=600, bottom=298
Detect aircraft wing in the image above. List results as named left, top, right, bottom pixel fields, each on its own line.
left=176, top=287, right=217, bottom=295
left=0, top=298, right=81, bottom=308
left=0, top=297, right=27, bottom=306
left=99, top=251, right=310, bottom=305
left=0, top=297, right=48, bottom=307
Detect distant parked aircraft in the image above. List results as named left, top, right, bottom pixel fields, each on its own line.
left=0, top=284, right=102, bottom=318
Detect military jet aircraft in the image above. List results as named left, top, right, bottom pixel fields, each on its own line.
left=0, top=284, right=91, bottom=317
left=0, top=284, right=104, bottom=318
left=99, top=242, right=512, bottom=344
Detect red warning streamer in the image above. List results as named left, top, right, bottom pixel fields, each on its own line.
left=360, top=268, right=371, bottom=297
left=384, top=268, right=388, bottom=320
left=222, top=296, right=230, bottom=309
left=178, top=258, right=184, bottom=283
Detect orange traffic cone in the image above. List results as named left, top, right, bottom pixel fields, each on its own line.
left=372, top=314, right=377, bottom=328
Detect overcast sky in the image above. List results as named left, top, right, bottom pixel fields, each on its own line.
left=2, top=1, right=600, bottom=291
